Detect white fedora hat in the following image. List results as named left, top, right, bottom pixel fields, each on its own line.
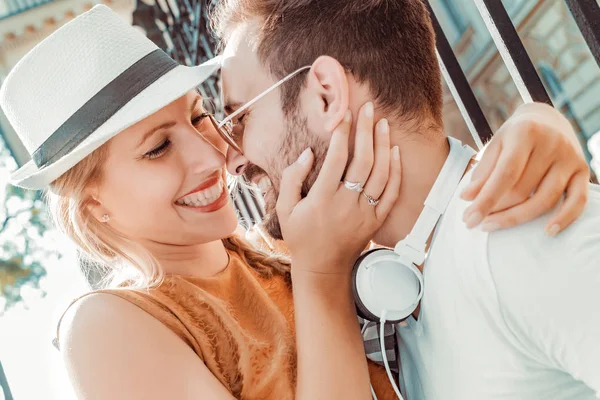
left=0, top=4, right=221, bottom=190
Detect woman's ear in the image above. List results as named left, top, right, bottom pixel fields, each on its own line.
left=85, top=187, right=111, bottom=224
left=305, top=55, right=350, bottom=133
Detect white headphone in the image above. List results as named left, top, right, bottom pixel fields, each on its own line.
left=355, top=138, right=475, bottom=399
left=352, top=137, right=476, bottom=324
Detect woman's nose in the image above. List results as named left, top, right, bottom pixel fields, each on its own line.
left=183, top=129, right=227, bottom=173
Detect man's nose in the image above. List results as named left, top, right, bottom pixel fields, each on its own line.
left=226, top=146, right=248, bottom=176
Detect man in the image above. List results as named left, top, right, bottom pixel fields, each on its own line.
left=212, top=1, right=600, bottom=399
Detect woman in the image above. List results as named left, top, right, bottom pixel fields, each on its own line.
left=0, top=6, right=590, bottom=400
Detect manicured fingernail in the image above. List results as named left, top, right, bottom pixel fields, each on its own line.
left=546, top=224, right=560, bottom=237
left=465, top=211, right=482, bottom=228
left=392, top=146, right=400, bottom=161
left=344, top=109, right=352, bottom=123
left=481, top=221, right=501, bottom=232
left=364, top=102, right=374, bottom=118
left=298, top=148, right=312, bottom=165
left=377, top=118, right=389, bottom=134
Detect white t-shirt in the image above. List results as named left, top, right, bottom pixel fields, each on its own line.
left=397, top=173, right=600, bottom=400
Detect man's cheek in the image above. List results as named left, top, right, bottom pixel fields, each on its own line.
left=303, top=153, right=326, bottom=194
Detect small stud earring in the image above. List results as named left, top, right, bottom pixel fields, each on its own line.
left=101, top=214, right=110, bottom=223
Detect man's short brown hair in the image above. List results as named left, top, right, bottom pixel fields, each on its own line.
left=212, top=0, right=442, bottom=128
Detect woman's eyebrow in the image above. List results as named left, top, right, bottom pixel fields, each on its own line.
left=136, top=121, right=176, bottom=148
left=190, top=95, right=203, bottom=113
left=137, top=96, right=204, bottom=148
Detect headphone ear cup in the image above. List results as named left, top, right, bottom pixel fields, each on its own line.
left=352, top=249, right=385, bottom=323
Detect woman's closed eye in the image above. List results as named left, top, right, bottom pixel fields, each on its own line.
left=143, top=113, right=211, bottom=159
left=144, top=138, right=171, bottom=160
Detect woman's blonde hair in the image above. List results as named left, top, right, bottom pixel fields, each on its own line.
left=47, top=144, right=291, bottom=289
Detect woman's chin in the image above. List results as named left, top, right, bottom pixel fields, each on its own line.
left=207, top=204, right=241, bottom=240
left=155, top=205, right=240, bottom=245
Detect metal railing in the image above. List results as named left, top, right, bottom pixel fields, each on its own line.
left=431, top=0, right=599, bottom=182
left=564, top=0, right=600, bottom=68
left=0, top=0, right=55, bottom=21
left=0, top=359, right=14, bottom=400
left=430, top=0, right=600, bottom=145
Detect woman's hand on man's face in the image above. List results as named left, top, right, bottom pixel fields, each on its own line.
left=276, top=102, right=401, bottom=276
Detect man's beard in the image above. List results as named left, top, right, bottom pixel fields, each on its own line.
left=244, top=111, right=327, bottom=240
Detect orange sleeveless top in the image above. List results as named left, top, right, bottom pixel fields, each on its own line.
left=60, top=250, right=397, bottom=399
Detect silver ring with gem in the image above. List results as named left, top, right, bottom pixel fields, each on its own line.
left=363, top=192, right=380, bottom=206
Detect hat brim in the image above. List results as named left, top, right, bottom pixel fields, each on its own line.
left=10, top=56, right=221, bottom=190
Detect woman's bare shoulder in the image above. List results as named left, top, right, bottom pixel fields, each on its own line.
left=59, top=292, right=235, bottom=399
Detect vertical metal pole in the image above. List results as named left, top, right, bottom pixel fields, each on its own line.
left=563, top=0, right=600, bottom=68
left=426, top=1, right=492, bottom=147
left=473, top=0, right=553, bottom=105
left=233, top=192, right=253, bottom=228
left=0, top=360, right=14, bottom=400
left=233, top=183, right=264, bottom=228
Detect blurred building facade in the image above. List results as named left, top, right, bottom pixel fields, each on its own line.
left=0, top=0, right=136, bottom=166
left=430, top=0, right=600, bottom=165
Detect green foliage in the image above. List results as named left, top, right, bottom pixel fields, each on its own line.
left=0, top=137, right=58, bottom=312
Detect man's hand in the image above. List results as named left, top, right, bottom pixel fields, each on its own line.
left=461, top=102, right=590, bottom=236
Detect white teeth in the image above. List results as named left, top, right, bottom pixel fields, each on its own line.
left=176, top=180, right=224, bottom=207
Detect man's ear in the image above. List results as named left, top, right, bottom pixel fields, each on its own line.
left=305, top=55, right=349, bottom=134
